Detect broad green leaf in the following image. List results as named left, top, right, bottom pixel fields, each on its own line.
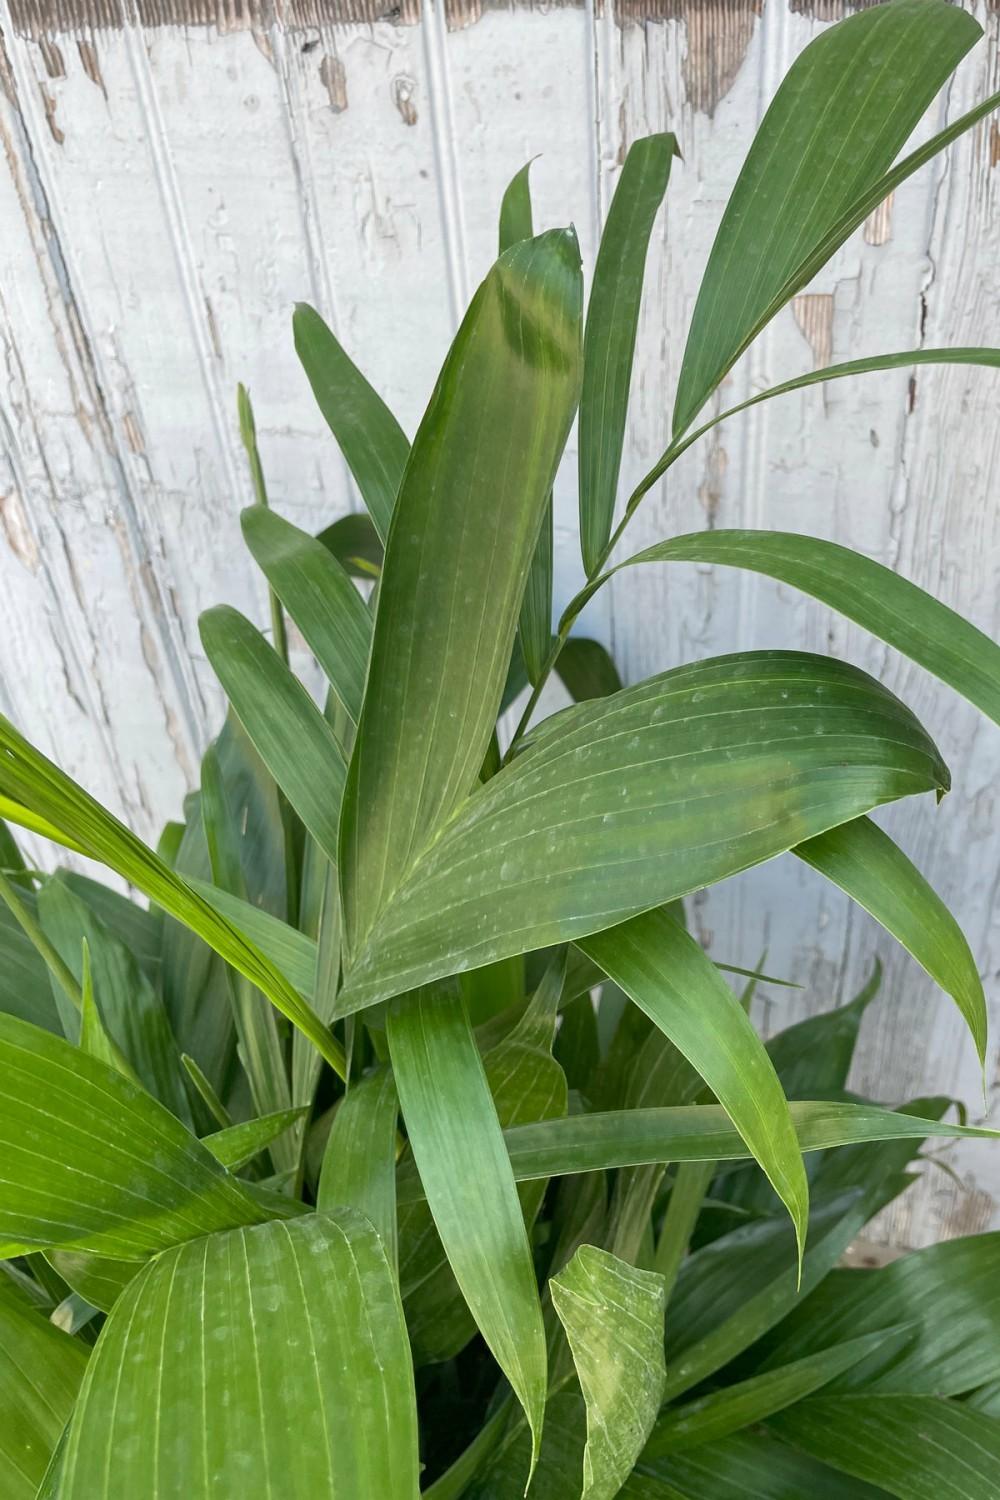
left=0, top=1300, right=88, bottom=1498
left=550, top=1244, right=666, bottom=1500
left=762, top=1231, right=1000, bottom=1398
left=203, top=1108, right=307, bottom=1172
left=0, top=1014, right=270, bottom=1259
left=579, top=133, right=677, bottom=571
left=393, top=1099, right=995, bottom=1203
left=316, top=510, right=384, bottom=579
left=199, top=605, right=346, bottom=862
left=339, top=229, right=583, bottom=968
left=555, top=637, right=623, bottom=702
left=795, top=816, right=987, bottom=1064
left=0, top=716, right=345, bottom=1077
left=241, top=505, right=372, bottom=726
left=672, top=0, right=981, bottom=435
left=498, top=161, right=554, bottom=686
left=38, top=874, right=193, bottom=1124
left=597, top=527, right=1000, bottom=732
left=294, top=303, right=410, bottom=543
left=646, top=1327, right=904, bottom=1455
left=200, top=742, right=294, bottom=1167
left=58, top=1211, right=420, bottom=1499
left=581, top=909, right=809, bottom=1263
left=339, top=651, right=947, bottom=1014
left=318, top=1067, right=399, bottom=1267
left=632, top=1428, right=887, bottom=1500
left=771, top=1395, right=1000, bottom=1500
left=387, top=989, right=547, bottom=1468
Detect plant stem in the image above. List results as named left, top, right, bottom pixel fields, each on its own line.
left=503, top=446, right=683, bottom=762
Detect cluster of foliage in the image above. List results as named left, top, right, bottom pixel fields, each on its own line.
left=1, top=1, right=1000, bottom=1495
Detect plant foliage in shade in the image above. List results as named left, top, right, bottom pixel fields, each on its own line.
left=0, top=3, right=998, bottom=1493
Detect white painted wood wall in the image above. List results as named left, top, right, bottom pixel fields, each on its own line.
left=1, top=0, right=998, bottom=1248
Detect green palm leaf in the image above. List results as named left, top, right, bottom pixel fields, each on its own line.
left=579, top=133, right=677, bottom=571
left=673, top=0, right=981, bottom=434
left=339, top=228, right=583, bottom=967
left=387, top=989, right=548, bottom=1471
left=339, top=652, right=948, bottom=1012
left=57, top=1212, right=420, bottom=1498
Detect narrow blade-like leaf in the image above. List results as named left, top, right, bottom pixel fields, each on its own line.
left=199, top=605, right=346, bottom=862
left=762, top=1231, right=1000, bottom=1399
left=498, top=160, right=554, bottom=686
left=634, top=1428, right=887, bottom=1500
left=579, top=133, right=677, bottom=571
left=39, top=874, right=192, bottom=1123
left=241, top=505, right=372, bottom=726
left=387, top=989, right=547, bottom=1468
left=318, top=1067, right=399, bottom=1268
left=200, top=742, right=294, bottom=1165
left=203, top=1108, right=307, bottom=1172
left=646, top=1328, right=904, bottom=1456
left=601, top=527, right=1000, bottom=730
left=795, top=816, right=987, bottom=1065
left=770, top=1395, right=1000, bottom=1500
left=673, top=0, right=981, bottom=434
left=393, top=1099, right=996, bottom=1203
left=581, top=910, right=808, bottom=1260
left=294, top=303, right=410, bottom=543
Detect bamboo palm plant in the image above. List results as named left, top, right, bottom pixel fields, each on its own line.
left=2, top=0, right=1000, bottom=1494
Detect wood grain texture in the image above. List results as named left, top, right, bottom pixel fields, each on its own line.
left=0, top=0, right=997, bottom=1248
